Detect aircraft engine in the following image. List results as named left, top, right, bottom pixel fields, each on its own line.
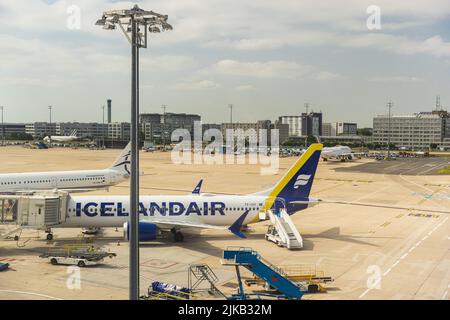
left=123, top=221, right=158, bottom=241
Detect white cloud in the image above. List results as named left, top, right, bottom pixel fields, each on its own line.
left=235, top=84, right=255, bottom=91
left=173, top=79, right=220, bottom=90
left=204, top=60, right=313, bottom=79
left=368, top=75, right=423, bottom=82
left=315, top=72, right=345, bottom=80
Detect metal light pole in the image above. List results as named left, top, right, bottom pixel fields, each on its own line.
left=387, top=102, right=393, bottom=159
left=96, top=5, right=172, bottom=300
left=0, top=106, right=4, bottom=146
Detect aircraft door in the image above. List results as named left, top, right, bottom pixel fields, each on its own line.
left=51, top=177, right=58, bottom=188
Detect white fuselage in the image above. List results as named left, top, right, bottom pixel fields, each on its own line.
left=0, top=169, right=126, bottom=193
left=45, top=135, right=78, bottom=143
left=321, top=146, right=353, bottom=160
left=63, top=194, right=279, bottom=228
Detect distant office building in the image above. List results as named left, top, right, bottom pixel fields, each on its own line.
left=25, top=122, right=57, bottom=138
left=271, top=120, right=289, bottom=145
left=108, top=122, right=130, bottom=140
left=278, top=116, right=302, bottom=137
left=202, top=123, right=222, bottom=135
left=322, top=123, right=336, bottom=136
left=335, top=122, right=358, bottom=135
left=373, top=111, right=448, bottom=149
left=301, top=112, right=322, bottom=136
left=0, top=123, right=26, bottom=137
left=58, top=122, right=108, bottom=138
left=221, top=122, right=267, bottom=143
left=221, top=120, right=283, bottom=146
left=140, top=112, right=201, bottom=141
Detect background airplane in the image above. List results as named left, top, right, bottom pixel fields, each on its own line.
left=0, top=143, right=131, bottom=194
left=321, top=145, right=362, bottom=162
left=44, top=130, right=80, bottom=143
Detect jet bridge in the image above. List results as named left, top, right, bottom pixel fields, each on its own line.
left=0, top=191, right=69, bottom=238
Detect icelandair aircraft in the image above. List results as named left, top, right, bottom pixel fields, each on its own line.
left=58, top=144, right=323, bottom=241
left=0, top=143, right=131, bottom=193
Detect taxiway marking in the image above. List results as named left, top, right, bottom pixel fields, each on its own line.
left=359, top=216, right=449, bottom=299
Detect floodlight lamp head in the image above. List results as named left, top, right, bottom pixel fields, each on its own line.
left=150, top=26, right=161, bottom=33
left=103, top=23, right=116, bottom=30
left=162, top=23, right=173, bottom=31
left=109, top=15, right=120, bottom=23
left=95, top=17, right=107, bottom=26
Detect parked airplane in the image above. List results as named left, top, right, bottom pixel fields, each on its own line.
left=44, top=130, right=80, bottom=143
left=0, top=143, right=131, bottom=193
left=52, top=144, right=323, bottom=242
left=321, top=145, right=361, bottom=162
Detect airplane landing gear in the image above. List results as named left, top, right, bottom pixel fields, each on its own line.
left=45, top=228, right=53, bottom=241
left=171, top=228, right=184, bottom=242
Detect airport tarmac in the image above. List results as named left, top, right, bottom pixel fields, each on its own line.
left=0, top=146, right=449, bottom=300
left=335, top=156, right=450, bottom=175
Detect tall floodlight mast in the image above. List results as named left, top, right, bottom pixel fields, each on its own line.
left=95, top=4, right=173, bottom=300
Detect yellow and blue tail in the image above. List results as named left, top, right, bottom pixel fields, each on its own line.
left=260, top=143, right=323, bottom=214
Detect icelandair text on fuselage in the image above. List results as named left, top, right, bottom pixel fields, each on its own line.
left=75, top=201, right=226, bottom=217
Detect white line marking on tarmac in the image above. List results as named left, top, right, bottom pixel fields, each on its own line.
left=443, top=283, right=450, bottom=300
left=0, top=289, right=63, bottom=300
left=359, top=216, right=449, bottom=299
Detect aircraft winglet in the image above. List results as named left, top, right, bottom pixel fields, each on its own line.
left=192, top=179, right=203, bottom=194
left=228, top=209, right=250, bottom=238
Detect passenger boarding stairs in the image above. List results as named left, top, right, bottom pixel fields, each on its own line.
left=266, top=199, right=303, bottom=249
left=222, top=247, right=304, bottom=300
left=0, top=226, right=22, bottom=240
left=188, top=264, right=227, bottom=298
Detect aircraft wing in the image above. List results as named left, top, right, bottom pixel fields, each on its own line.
left=143, top=209, right=251, bottom=239
left=145, top=218, right=226, bottom=231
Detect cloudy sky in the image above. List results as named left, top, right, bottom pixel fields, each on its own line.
left=1, top=0, right=450, bottom=127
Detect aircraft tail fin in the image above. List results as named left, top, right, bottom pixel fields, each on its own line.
left=261, top=143, right=322, bottom=211
left=110, top=142, right=131, bottom=176
left=192, top=179, right=203, bottom=194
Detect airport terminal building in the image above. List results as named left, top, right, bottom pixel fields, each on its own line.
left=373, top=111, right=449, bottom=150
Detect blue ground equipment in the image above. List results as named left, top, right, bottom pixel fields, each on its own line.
left=148, top=281, right=190, bottom=300
left=0, top=262, right=10, bottom=272
left=222, top=247, right=304, bottom=300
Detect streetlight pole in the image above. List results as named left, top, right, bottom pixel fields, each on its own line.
left=228, top=104, right=233, bottom=124
left=96, top=5, right=172, bottom=300
left=0, top=106, right=4, bottom=146
left=387, top=102, right=393, bottom=159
